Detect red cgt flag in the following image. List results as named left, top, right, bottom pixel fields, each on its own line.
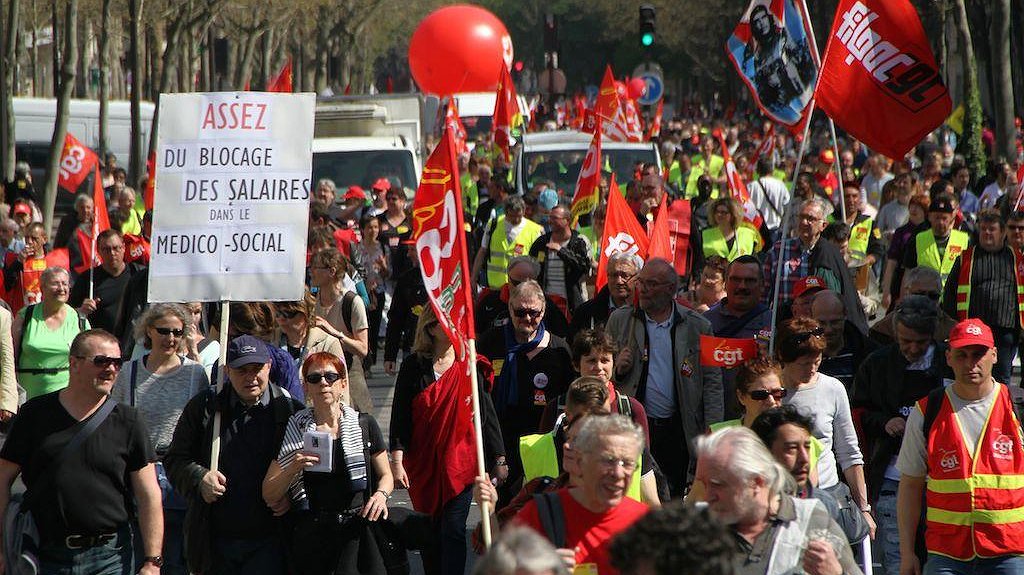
left=411, top=128, right=476, bottom=359
left=699, top=335, right=759, bottom=368
left=445, top=99, right=468, bottom=156
left=492, top=64, right=522, bottom=162
left=595, top=66, right=630, bottom=142
left=91, top=164, right=110, bottom=235
left=58, top=133, right=99, bottom=193
left=596, top=175, right=650, bottom=291
left=815, top=0, right=952, bottom=159
left=647, top=197, right=673, bottom=261
left=570, top=120, right=602, bottom=227
left=266, top=58, right=293, bottom=93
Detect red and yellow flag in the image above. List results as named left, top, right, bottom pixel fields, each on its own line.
left=570, top=120, right=602, bottom=227
left=492, top=64, right=522, bottom=162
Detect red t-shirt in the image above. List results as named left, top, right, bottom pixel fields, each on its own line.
left=513, top=489, right=648, bottom=575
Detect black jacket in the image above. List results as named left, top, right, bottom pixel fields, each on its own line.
left=528, top=231, right=592, bottom=312
left=568, top=286, right=615, bottom=341
left=164, top=383, right=303, bottom=574
left=474, top=286, right=570, bottom=339
left=384, top=266, right=427, bottom=363
left=851, top=343, right=950, bottom=501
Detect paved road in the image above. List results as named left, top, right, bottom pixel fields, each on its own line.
left=364, top=365, right=482, bottom=575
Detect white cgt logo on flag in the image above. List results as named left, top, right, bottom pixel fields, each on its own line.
left=59, top=145, right=88, bottom=179
left=604, top=232, right=641, bottom=259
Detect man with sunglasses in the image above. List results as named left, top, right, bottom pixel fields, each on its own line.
left=477, top=280, right=574, bottom=505
left=164, top=335, right=303, bottom=574
left=851, top=296, right=949, bottom=574
left=0, top=330, right=163, bottom=574
left=475, top=256, right=570, bottom=338
left=941, top=209, right=1024, bottom=385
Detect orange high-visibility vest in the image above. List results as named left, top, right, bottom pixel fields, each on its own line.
left=922, top=384, right=1024, bottom=560
left=955, top=246, right=1024, bottom=328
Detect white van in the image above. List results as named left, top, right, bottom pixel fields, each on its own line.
left=14, top=97, right=155, bottom=164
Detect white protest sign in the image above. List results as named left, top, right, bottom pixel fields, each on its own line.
left=148, top=92, right=315, bottom=302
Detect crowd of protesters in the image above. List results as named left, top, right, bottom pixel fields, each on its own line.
left=0, top=101, right=1021, bottom=575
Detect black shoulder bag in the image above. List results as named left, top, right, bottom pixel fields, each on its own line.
left=3, top=398, right=116, bottom=575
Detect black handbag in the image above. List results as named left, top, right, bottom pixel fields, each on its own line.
left=2, top=398, right=116, bottom=575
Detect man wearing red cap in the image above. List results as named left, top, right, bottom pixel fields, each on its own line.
left=896, top=318, right=1024, bottom=574
left=791, top=275, right=826, bottom=319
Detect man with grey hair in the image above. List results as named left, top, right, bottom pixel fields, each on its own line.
left=477, top=279, right=574, bottom=504
left=475, top=415, right=648, bottom=574
left=475, top=256, right=570, bottom=338
left=868, top=266, right=956, bottom=346
left=606, top=257, right=723, bottom=496
left=763, top=196, right=867, bottom=334
left=569, top=252, right=640, bottom=339
left=852, top=295, right=948, bottom=575
left=473, top=527, right=568, bottom=575
left=695, top=426, right=861, bottom=575
left=472, top=194, right=545, bottom=291
left=0, top=219, right=24, bottom=264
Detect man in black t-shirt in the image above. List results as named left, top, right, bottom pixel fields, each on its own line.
left=0, top=329, right=162, bottom=574
left=69, top=229, right=144, bottom=336
left=476, top=280, right=574, bottom=505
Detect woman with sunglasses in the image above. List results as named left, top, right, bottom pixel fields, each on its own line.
left=390, top=306, right=504, bottom=575
left=13, top=266, right=90, bottom=400
left=776, top=317, right=875, bottom=538
left=111, top=303, right=209, bottom=575
left=275, top=291, right=344, bottom=374
left=263, top=352, right=394, bottom=575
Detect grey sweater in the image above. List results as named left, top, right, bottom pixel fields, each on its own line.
left=111, top=356, right=210, bottom=453
left=782, top=372, right=864, bottom=489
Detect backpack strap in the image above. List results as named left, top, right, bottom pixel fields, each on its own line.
left=616, top=391, right=632, bottom=418
left=341, top=291, right=357, bottom=334
left=15, top=303, right=37, bottom=366
left=532, top=491, right=566, bottom=549
left=129, top=358, right=141, bottom=407
left=921, top=386, right=948, bottom=440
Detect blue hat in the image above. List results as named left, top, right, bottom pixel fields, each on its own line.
left=227, top=335, right=270, bottom=368
left=539, top=188, right=559, bottom=210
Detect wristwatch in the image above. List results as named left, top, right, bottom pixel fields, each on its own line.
left=143, top=556, right=164, bottom=568
left=376, top=489, right=392, bottom=500
left=860, top=504, right=872, bottom=513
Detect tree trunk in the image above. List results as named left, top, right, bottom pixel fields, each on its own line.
left=1, top=0, right=20, bottom=182
left=989, top=0, right=1015, bottom=161
left=74, top=13, right=87, bottom=97
left=127, top=0, right=143, bottom=183
left=953, top=0, right=985, bottom=177
left=148, top=16, right=184, bottom=160
left=42, top=0, right=77, bottom=236
left=50, top=0, right=59, bottom=97
left=97, top=0, right=111, bottom=158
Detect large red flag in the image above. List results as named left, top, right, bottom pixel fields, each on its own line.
left=596, top=180, right=650, bottom=291
left=647, top=198, right=673, bottom=261
left=265, top=59, right=293, bottom=93
left=445, top=99, right=468, bottom=156
left=725, top=0, right=818, bottom=133
left=570, top=121, right=602, bottom=227
left=492, top=64, right=522, bottom=162
left=594, top=66, right=630, bottom=142
left=404, top=360, right=478, bottom=516
left=92, top=164, right=110, bottom=234
left=411, top=128, right=476, bottom=359
left=815, top=0, right=952, bottom=159
left=58, top=133, right=99, bottom=193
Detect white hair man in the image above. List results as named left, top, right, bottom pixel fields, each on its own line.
left=695, top=426, right=862, bottom=575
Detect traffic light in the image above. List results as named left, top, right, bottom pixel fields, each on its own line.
left=639, top=5, right=656, bottom=47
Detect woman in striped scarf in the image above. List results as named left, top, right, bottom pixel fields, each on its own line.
left=262, top=351, right=394, bottom=575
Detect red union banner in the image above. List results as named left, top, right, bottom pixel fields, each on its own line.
left=595, top=174, right=649, bottom=291
left=412, top=129, right=476, bottom=358
left=699, top=335, right=759, bottom=368
left=815, top=0, right=952, bottom=159
left=570, top=121, right=602, bottom=227
left=58, top=133, right=99, bottom=193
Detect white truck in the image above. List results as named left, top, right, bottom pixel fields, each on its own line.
left=312, top=95, right=427, bottom=194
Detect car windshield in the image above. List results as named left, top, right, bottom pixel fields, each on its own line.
left=311, top=150, right=418, bottom=193
left=521, top=148, right=658, bottom=195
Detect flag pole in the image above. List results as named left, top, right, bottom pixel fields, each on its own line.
left=467, top=339, right=492, bottom=547
left=768, top=100, right=815, bottom=357
left=209, top=300, right=230, bottom=473
left=799, top=0, right=847, bottom=223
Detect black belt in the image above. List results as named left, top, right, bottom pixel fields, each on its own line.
left=647, top=413, right=680, bottom=426
left=63, top=532, right=116, bottom=549
left=16, top=366, right=69, bottom=375
left=315, top=507, right=363, bottom=525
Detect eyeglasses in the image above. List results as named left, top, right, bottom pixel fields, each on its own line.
left=513, top=307, right=543, bottom=319
left=597, top=455, right=638, bottom=473
left=1008, top=225, right=1024, bottom=231
left=76, top=355, right=124, bottom=369
left=154, top=327, right=185, bottom=337
left=749, top=388, right=788, bottom=400
left=789, top=327, right=825, bottom=344
left=910, top=291, right=941, bottom=301
left=305, top=372, right=343, bottom=385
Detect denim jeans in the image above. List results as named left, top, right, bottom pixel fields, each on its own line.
left=421, top=486, right=473, bottom=575
left=924, top=554, right=1024, bottom=575
left=991, top=326, right=1020, bottom=385
left=876, top=479, right=901, bottom=575
left=37, top=525, right=132, bottom=575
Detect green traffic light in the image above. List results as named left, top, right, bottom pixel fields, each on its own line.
left=641, top=33, right=654, bottom=46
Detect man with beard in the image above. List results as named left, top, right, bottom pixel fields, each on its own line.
left=695, top=426, right=861, bottom=575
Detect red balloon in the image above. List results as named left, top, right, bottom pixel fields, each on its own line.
left=408, top=5, right=514, bottom=95
left=628, top=78, right=647, bottom=100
